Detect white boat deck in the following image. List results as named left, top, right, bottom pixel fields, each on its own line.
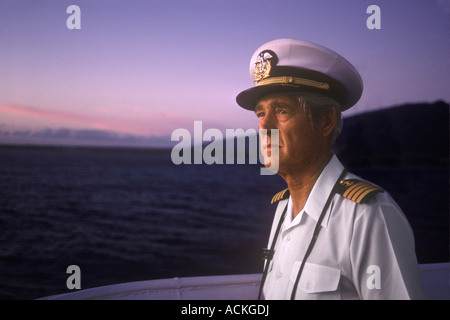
left=43, top=262, right=450, bottom=300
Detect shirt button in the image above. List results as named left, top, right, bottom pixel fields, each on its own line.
left=276, top=271, right=282, bottom=279
left=286, top=235, right=291, bottom=241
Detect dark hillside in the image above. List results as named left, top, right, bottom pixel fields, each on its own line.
left=336, top=101, right=449, bottom=166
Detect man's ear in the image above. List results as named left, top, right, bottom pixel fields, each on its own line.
left=319, top=107, right=337, bottom=138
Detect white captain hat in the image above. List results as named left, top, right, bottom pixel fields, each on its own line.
left=236, top=38, right=363, bottom=111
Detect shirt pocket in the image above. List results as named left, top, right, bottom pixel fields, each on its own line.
left=290, top=261, right=341, bottom=299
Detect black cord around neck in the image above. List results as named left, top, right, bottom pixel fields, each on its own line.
left=258, top=168, right=347, bottom=300
left=290, top=168, right=347, bottom=299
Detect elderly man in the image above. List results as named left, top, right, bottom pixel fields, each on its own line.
left=236, top=39, right=426, bottom=300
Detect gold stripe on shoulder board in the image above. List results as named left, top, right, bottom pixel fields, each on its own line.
left=271, top=188, right=290, bottom=205
left=338, top=179, right=383, bottom=204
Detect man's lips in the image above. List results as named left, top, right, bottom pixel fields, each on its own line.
left=262, top=144, right=281, bottom=152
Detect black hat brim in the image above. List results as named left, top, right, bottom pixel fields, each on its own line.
left=236, top=81, right=353, bottom=111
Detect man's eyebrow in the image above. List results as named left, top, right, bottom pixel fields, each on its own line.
left=269, top=101, right=280, bottom=108
left=254, top=104, right=263, bottom=113
left=269, top=100, right=289, bottom=109
left=255, top=99, right=293, bottom=113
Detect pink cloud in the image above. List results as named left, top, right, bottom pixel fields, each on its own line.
left=0, top=104, right=108, bottom=131
left=0, top=104, right=87, bottom=123
left=0, top=104, right=193, bottom=136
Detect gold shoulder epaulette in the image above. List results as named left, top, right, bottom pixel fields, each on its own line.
left=271, top=188, right=290, bottom=204
left=336, top=179, right=383, bottom=204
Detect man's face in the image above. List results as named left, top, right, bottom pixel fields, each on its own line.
left=255, top=93, right=328, bottom=177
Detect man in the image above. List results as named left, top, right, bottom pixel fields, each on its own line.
left=236, top=38, right=426, bottom=299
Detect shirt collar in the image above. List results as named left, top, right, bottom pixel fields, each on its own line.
left=286, top=155, right=345, bottom=228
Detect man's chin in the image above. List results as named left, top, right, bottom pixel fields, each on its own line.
left=263, top=159, right=281, bottom=174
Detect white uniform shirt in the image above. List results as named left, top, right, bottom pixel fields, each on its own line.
left=263, top=155, right=427, bottom=300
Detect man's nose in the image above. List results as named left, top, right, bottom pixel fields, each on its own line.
left=258, top=113, right=277, bottom=132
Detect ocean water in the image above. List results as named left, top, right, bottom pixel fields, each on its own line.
left=0, top=146, right=448, bottom=299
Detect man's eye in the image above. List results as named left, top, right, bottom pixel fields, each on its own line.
left=256, top=112, right=265, bottom=118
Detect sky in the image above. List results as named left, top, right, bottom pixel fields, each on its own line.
left=0, top=0, right=449, bottom=146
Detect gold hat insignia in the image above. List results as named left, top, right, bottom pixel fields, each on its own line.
left=254, top=50, right=277, bottom=83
